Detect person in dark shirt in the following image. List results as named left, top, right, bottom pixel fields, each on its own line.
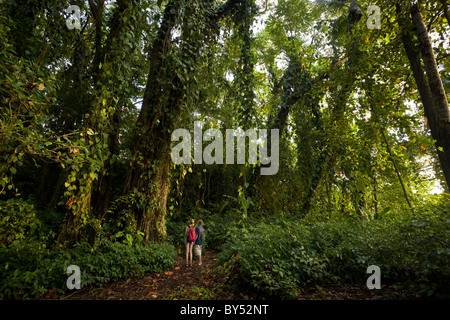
left=195, top=220, right=204, bottom=266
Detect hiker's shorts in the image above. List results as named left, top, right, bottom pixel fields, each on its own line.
left=185, top=236, right=194, bottom=245
left=194, top=245, right=202, bottom=256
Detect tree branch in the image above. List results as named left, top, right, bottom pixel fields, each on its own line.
left=207, top=0, right=240, bottom=27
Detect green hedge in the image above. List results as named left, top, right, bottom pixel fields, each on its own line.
left=0, top=239, right=177, bottom=299
left=218, top=211, right=450, bottom=298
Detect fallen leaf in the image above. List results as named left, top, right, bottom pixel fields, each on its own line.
left=44, top=287, right=58, bottom=299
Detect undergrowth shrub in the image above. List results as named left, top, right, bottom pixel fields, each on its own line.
left=0, top=238, right=176, bottom=299
left=218, top=209, right=450, bottom=299
left=0, top=199, right=41, bottom=247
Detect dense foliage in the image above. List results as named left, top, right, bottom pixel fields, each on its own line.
left=1, top=0, right=449, bottom=300
left=0, top=237, right=176, bottom=299
left=216, top=201, right=449, bottom=298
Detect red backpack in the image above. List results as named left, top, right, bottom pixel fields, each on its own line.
left=187, top=226, right=196, bottom=242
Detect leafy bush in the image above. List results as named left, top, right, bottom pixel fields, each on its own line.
left=218, top=220, right=326, bottom=297
left=0, top=198, right=41, bottom=247
left=166, top=218, right=189, bottom=249
left=0, top=238, right=177, bottom=299
left=198, top=211, right=245, bottom=250
left=218, top=209, right=450, bottom=298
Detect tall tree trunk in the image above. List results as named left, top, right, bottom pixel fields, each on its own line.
left=57, top=0, right=132, bottom=245
left=410, top=3, right=450, bottom=191
left=90, top=0, right=127, bottom=220
left=122, top=0, right=240, bottom=241
left=300, top=3, right=362, bottom=214
left=121, top=0, right=180, bottom=242
left=235, top=0, right=256, bottom=204
left=411, top=4, right=450, bottom=123
left=397, top=3, right=450, bottom=191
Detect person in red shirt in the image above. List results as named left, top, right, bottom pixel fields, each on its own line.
left=184, top=219, right=196, bottom=267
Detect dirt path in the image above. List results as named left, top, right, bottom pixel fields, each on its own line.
left=59, top=250, right=233, bottom=300
left=57, top=249, right=413, bottom=300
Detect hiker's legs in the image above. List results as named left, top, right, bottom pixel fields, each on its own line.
left=197, top=245, right=202, bottom=265
left=185, top=243, right=190, bottom=266
left=188, top=243, right=194, bottom=265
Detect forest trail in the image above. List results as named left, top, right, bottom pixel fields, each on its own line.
left=58, top=250, right=235, bottom=300
left=56, top=249, right=408, bottom=301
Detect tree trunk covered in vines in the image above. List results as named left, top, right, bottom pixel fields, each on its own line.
left=122, top=0, right=240, bottom=242
left=301, top=3, right=363, bottom=214
left=57, top=0, right=132, bottom=245
left=119, top=0, right=180, bottom=242
left=257, top=3, right=363, bottom=215
left=90, top=0, right=127, bottom=219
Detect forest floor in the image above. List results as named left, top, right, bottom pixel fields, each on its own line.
left=57, top=250, right=234, bottom=300
left=56, top=250, right=416, bottom=300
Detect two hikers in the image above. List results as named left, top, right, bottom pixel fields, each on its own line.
left=184, top=219, right=204, bottom=267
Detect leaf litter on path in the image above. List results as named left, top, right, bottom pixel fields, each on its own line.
left=57, top=249, right=228, bottom=300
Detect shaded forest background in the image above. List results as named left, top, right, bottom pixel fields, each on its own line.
left=0, top=0, right=449, bottom=299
